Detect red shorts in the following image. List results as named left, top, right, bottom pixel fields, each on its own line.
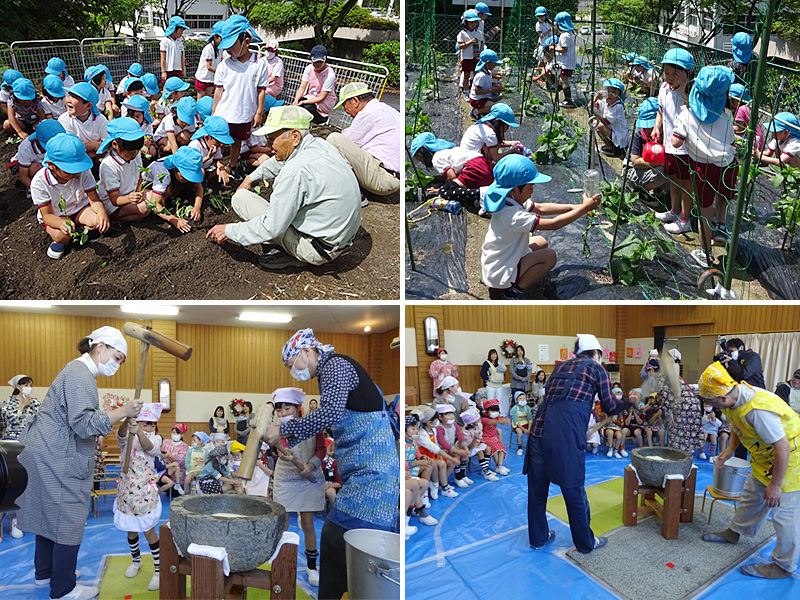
left=461, top=58, right=478, bottom=74
left=456, top=155, right=494, bottom=188
left=195, top=79, right=214, bottom=92
left=163, top=70, right=183, bottom=82
left=560, top=69, right=574, bottom=78
left=469, top=98, right=489, bottom=109
left=664, top=152, right=691, bottom=181
left=689, top=159, right=739, bottom=208
left=419, top=447, right=438, bottom=459
left=228, top=122, right=252, bottom=141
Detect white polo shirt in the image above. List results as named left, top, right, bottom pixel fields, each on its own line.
left=195, top=42, right=223, bottom=83
left=768, top=136, right=800, bottom=157
left=153, top=113, right=196, bottom=142
left=143, top=160, right=173, bottom=196
left=189, top=137, right=223, bottom=169
left=160, top=36, right=185, bottom=71
left=657, top=82, right=688, bottom=156
left=96, top=87, right=113, bottom=113
left=556, top=32, right=576, bottom=70
left=599, top=98, right=630, bottom=148
left=213, top=53, right=270, bottom=124
left=98, top=149, right=143, bottom=213
left=470, top=70, right=493, bottom=100
left=482, top=198, right=541, bottom=289
left=31, top=166, right=96, bottom=223
left=536, top=20, right=553, bottom=43
left=431, top=147, right=481, bottom=177
left=58, top=111, right=108, bottom=144
left=461, top=122, right=498, bottom=153
left=457, top=29, right=483, bottom=61
left=673, top=110, right=735, bottom=167
left=41, top=96, right=67, bottom=118
left=16, top=136, right=46, bottom=168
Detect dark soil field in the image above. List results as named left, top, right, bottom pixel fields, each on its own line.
left=0, top=117, right=400, bottom=300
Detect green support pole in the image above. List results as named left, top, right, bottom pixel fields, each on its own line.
left=589, top=0, right=597, bottom=170
left=723, top=0, right=777, bottom=291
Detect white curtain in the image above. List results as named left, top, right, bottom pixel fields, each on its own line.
left=727, top=332, right=800, bottom=392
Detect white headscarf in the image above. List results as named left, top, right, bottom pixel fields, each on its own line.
left=8, top=374, right=29, bottom=388
left=88, top=326, right=128, bottom=356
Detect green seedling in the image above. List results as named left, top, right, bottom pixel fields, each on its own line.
left=5, top=137, right=22, bottom=145
left=766, top=164, right=800, bottom=250
left=174, top=202, right=193, bottom=220
left=57, top=195, right=89, bottom=245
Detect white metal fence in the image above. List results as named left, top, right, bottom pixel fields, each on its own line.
left=0, top=37, right=389, bottom=130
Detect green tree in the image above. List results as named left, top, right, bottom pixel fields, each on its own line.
left=774, top=0, right=800, bottom=42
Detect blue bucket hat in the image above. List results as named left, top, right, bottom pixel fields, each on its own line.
left=12, top=78, right=36, bottom=101
left=555, top=12, right=574, bottom=32
left=535, top=6, right=548, bottom=16
left=767, top=112, right=800, bottom=139
left=731, top=32, right=752, bottom=64
left=44, top=57, right=66, bottom=76
left=66, top=82, right=101, bottom=114
left=124, top=77, right=143, bottom=92
left=163, top=76, right=190, bottom=99
left=689, top=65, right=734, bottom=124
left=197, top=95, right=214, bottom=122
left=127, top=63, right=143, bottom=77
left=635, top=97, right=659, bottom=128
left=43, top=74, right=66, bottom=98
left=164, top=15, right=189, bottom=37
left=661, top=48, right=695, bottom=71
left=477, top=103, right=519, bottom=127
left=484, top=154, right=551, bottom=213
left=164, top=146, right=205, bottom=183
left=174, top=96, right=198, bottom=125
left=476, top=49, right=499, bottom=72
left=98, top=117, right=146, bottom=154
left=633, top=56, right=652, bottom=69
left=475, top=2, right=491, bottom=15
left=191, top=115, right=234, bottom=144
left=410, top=132, right=456, bottom=158
left=207, top=21, right=225, bottom=43
left=463, top=9, right=481, bottom=22
left=262, top=95, right=285, bottom=113
left=29, top=119, right=65, bottom=148
left=84, top=64, right=107, bottom=84
left=622, top=52, right=636, bottom=63
left=541, top=35, right=558, bottom=48
left=141, top=73, right=160, bottom=96
left=728, top=83, right=751, bottom=103
left=2, top=68, right=22, bottom=88
left=44, top=133, right=93, bottom=174
left=218, top=15, right=262, bottom=50
left=122, top=94, right=153, bottom=123
left=604, top=77, right=625, bottom=95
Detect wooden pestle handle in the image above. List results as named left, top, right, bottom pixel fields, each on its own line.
left=275, top=443, right=316, bottom=482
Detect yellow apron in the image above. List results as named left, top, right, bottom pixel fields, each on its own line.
left=724, top=386, right=800, bottom=492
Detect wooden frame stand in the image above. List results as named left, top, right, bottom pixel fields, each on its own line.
left=622, top=465, right=697, bottom=540
left=159, top=525, right=298, bottom=600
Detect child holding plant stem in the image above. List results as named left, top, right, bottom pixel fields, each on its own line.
left=141, top=146, right=206, bottom=233
left=97, top=117, right=151, bottom=224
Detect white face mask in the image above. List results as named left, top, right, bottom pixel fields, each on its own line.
left=21, top=386, right=33, bottom=397
left=444, top=416, right=455, bottom=424
left=279, top=414, right=295, bottom=424
left=704, top=406, right=713, bottom=413
left=614, top=394, right=623, bottom=401
left=192, top=442, right=199, bottom=448
left=290, top=352, right=312, bottom=381
left=439, top=354, right=448, bottom=362
left=171, top=434, right=182, bottom=442
left=220, top=457, right=228, bottom=465
left=97, top=345, right=120, bottom=377
left=518, top=400, right=527, bottom=407
left=730, top=350, right=739, bottom=360
left=266, top=50, right=276, bottom=59
left=489, top=411, right=499, bottom=418
left=233, top=457, right=242, bottom=465
left=456, top=386, right=462, bottom=394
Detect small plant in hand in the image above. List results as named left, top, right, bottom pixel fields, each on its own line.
left=57, top=195, right=90, bottom=245
left=5, top=137, right=22, bottom=145
left=138, top=168, right=172, bottom=215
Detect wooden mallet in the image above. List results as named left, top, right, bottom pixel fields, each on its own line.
left=121, top=322, right=193, bottom=474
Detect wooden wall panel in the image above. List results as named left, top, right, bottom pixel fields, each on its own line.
left=410, top=305, right=446, bottom=402
left=626, top=306, right=800, bottom=338
left=442, top=305, right=617, bottom=338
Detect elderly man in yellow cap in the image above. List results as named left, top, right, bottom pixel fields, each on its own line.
left=699, top=361, right=800, bottom=579
left=206, top=105, right=361, bottom=270
left=325, top=82, right=401, bottom=203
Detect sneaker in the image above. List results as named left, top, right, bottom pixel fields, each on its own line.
left=455, top=478, right=469, bottom=488
left=429, top=485, right=439, bottom=500
left=421, top=493, right=431, bottom=508
left=54, top=583, right=99, bottom=600
left=691, top=249, right=712, bottom=269
left=496, top=465, right=510, bottom=475
left=36, top=570, right=81, bottom=586
left=418, top=514, right=439, bottom=526
left=517, top=448, right=524, bottom=455
left=405, top=524, right=418, bottom=539
left=257, top=249, right=305, bottom=270
left=699, top=452, right=707, bottom=459
left=483, top=471, right=500, bottom=481
left=592, top=536, right=609, bottom=550
left=306, top=567, right=319, bottom=587
left=462, top=476, right=474, bottom=485
left=124, top=560, right=142, bottom=578
left=86, top=229, right=103, bottom=243
left=147, top=573, right=160, bottom=591
left=10, top=517, right=22, bottom=538
left=614, top=450, right=622, bottom=458
left=620, top=449, right=628, bottom=458
left=47, top=241, right=67, bottom=259
left=713, top=225, right=729, bottom=246
left=559, top=100, right=576, bottom=108
left=441, top=487, right=459, bottom=498
left=606, top=449, right=613, bottom=457
left=664, top=219, right=692, bottom=234
left=530, top=530, right=556, bottom=549
left=173, top=483, right=185, bottom=495
left=463, top=90, right=469, bottom=101
left=470, top=108, right=480, bottom=119
left=655, top=210, right=679, bottom=223
left=709, top=455, right=717, bottom=463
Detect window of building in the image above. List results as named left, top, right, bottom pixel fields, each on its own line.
left=185, top=15, right=224, bottom=30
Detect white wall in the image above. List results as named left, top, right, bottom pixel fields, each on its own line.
left=405, top=328, right=418, bottom=366
left=623, top=337, right=655, bottom=365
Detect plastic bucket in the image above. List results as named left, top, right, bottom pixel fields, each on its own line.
left=713, top=457, right=751, bottom=497
left=343, top=528, right=400, bottom=600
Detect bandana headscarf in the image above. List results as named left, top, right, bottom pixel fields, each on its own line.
left=173, top=423, right=187, bottom=435
left=8, top=374, right=29, bottom=388
left=405, top=415, right=419, bottom=428
left=193, top=431, right=210, bottom=445
left=698, top=362, right=738, bottom=399
left=282, top=328, right=335, bottom=364
left=88, top=326, right=128, bottom=356
left=483, top=398, right=500, bottom=411
left=410, top=405, right=436, bottom=424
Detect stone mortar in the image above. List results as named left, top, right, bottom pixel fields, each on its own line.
left=630, top=447, right=694, bottom=488
left=169, top=495, right=286, bottom=572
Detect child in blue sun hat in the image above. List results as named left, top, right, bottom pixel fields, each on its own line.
left=14, top=118, right=65, bottom=191
left=672, top=65, right=737, bottom=267
left=154, top=96, right=197, bottom=155
left=532, top=36, right=558, bottom=89
left=189, top=115, right=234, bottom=184
left=534, top=7, right=553, bottom=67
left=631, top=56, right=658, bottom=97
left=1, top=68, right=23, bottom=120
left=44, top=57, right=75, bottom=88
left=196, top=95, right=214, bottom=126
left=623, top=97, right=667, bottom=194
left=592, top=77, right=629, bottom=156
left=552, top=11, right=577, bottom=107
left=142, top=146, right=205, bottom=232
left=41, top=74, right=67, bottom=119
left=5, top=78, right=45, bottom=137
left=30, top=132, right=109, bottom=259
left=469, top=49, right=501, bottom=118
left=461, top=103, right=523, bottom=165
left=195, top=21, right=225, bottom=98
left=481, top=154, right=601, bottom=299
left=474, top=3, right=497, bottom=45
left=121, top=95, right=157, bottom=158
left=457, top=10, right=484, bottom=100
left=85, top=64, right=118, bottom=118
left=161, top=16, right=189, bottom=82
left=755, top=112, right=800, bottom=170
left=57, top=81, right=108, bottom=159
left=116, top=62, right=144, bottom=97
left=727, top=32, right=758, bottom=86
left=97, top=117, right=151, bottom=225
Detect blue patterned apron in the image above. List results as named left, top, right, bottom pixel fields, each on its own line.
left=328, top=406, right=399, bottom=532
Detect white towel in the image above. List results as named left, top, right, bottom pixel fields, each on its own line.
left=268, top=531, right=301, bottom=564
left=187, top=543, right=231, bottom=576
left=628, top=463, right=698, bottom=488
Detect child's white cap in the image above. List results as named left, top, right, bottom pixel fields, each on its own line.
left=461, top=408, right=480, bottom=425
left=439, top=376, right=459, bottom=391
left=436, top=404, right=455, bottom=414
left=136, top=403, right=163, bottom=422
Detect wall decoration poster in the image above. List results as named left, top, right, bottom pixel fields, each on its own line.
left=609, top=351, right=616, bottom=363
left=635, top=346, right=642, bottom=358
left=539, top=344, right=549, bottom=363
left=603, top=349, right=610, bottom=359
left=627, top=347, right=633, bottom=358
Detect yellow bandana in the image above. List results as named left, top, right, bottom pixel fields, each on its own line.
left=698, top=362, right=738, bottom=399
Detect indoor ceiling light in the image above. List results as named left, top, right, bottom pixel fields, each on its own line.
left=120, top=303, right=180, bottom=316
left=0, top=302, right=53, bottom=308
left=238, top=312, right=293, bottom=324
left=364, top=324, right=371, bottom=332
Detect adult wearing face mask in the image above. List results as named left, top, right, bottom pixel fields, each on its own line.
left=15, top=326, right=142, bottom=600
left=1, top=374, right=41, bottom=539
left=775, top=368, right=800, bottom=414
left=206, top=106, right=361, bottom=271
left=429, top=347, right=458, bottom=399
left=432, top=376, right=469, bottom=425
left=653, top=354, right=705, bottom=453
left=721, top=338, right=765, bottom=389
left=525, top=334, right=624, bottom=554
left=263, top=328, right=399, bottom=600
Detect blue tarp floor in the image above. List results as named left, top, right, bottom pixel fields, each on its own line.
left=405, top=424, right=800, bottom=600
